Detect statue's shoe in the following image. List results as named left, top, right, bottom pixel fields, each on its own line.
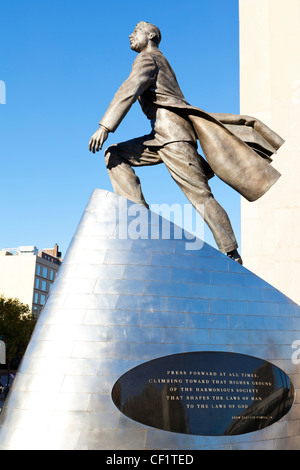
left=227, top=249, right=243, bottom=265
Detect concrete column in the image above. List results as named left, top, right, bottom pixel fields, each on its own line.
left=239, top=0, right=300, bottom=304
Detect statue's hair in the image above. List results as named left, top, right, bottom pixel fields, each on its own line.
left=137, top=21, right=161, bottom=45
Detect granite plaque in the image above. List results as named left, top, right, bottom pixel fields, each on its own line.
left=112, top=351, right=294, bottom=436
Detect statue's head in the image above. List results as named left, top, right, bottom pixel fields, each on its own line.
left=129, top=21, right=161, bottom=52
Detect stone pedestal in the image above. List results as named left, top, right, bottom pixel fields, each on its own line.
left=0, top=189, right=299, bottom=450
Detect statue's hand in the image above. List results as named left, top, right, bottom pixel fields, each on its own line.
left=89, top=126, right=109, bottom=153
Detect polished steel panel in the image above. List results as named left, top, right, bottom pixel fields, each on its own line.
left=124, top=265, right=171, bottom=281
left=0, top=189, right=299, bottom=450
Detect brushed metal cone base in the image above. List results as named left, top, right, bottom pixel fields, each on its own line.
left=0, top=189, right=299, bottom=450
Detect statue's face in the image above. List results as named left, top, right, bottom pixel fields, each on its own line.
left=129, top=25, right=149, bottom=52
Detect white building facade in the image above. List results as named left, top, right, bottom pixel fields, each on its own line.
left=0, top=245, right=61, bottom=317
left=239, top=0, right=300, bottom=304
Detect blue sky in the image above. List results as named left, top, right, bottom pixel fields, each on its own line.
left=0, top=0, right=240, bottom=256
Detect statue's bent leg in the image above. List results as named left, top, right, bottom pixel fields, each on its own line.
left=160, top=141, right=238, bottom=254
left=104, top=135, right=162, bottom=208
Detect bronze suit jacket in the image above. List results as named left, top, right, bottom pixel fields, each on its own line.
left=100, top=49, right=284, bottom=202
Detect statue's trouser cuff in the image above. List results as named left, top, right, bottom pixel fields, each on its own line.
left=104, top=137, right=238, bottom=253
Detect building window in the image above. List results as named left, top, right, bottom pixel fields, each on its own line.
left=50, top=270, right=54, bottom=281
left=41, top=280, right=47, bottom=291
left=40, top=294, right=46, bottom=305
left=42, top=267, right=48, bottom=278
left=36, top=265, right=41, bottom=276
left=34, top=292, right=39, bottom=304
left=35, top=278, right=40, bottom=289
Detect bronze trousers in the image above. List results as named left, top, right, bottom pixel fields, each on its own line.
left=104, top=135, right=238, bottom=253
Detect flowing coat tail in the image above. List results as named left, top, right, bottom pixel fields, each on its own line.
left=186, top=110, right=284, bottom=202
